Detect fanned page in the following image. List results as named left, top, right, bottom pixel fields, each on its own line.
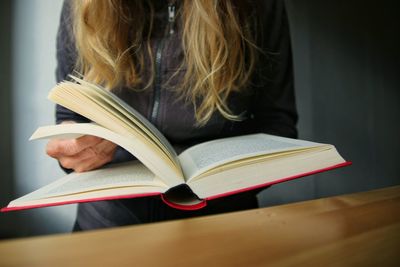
left=179, top=134, right=330, bottom=181
left=6, top=161, right=168, bottom=211
left=31, top=123, right=184, bottom=187
left=49, top=76, right=181, bottom=176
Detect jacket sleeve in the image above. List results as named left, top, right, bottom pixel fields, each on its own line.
left=251, top=0, right=298, bottom=138
left=55, top=0, right=135, bottom=168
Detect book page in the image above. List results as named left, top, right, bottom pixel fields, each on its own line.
left=8, top=186, right=165, bottom=210
left=14, top=161, right=165, bottom=202
left=179, top=133, right=324, bottom=181
left=188, top=146, right=346, bottom=199
left=8, top=161, right=169, bottom=208
left=31, top=123, right=184, bottom=187
left=73, top=76, right=178, bottom=158
left=49, top=76, right=181, bottom=173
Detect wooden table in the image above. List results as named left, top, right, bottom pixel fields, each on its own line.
left=1, top=186, right=399, bottom=267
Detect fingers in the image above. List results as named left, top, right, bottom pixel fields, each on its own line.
left=76, top=140, right=117, bottom=172
left=47, top=136, right=117, bottom=172
left=58, top=139, right=116, bottom=169
left=47, top=135, right=103, bottom=158
left=69, top=152, right=114, bottom=173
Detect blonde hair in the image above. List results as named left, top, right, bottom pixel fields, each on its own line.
left=72, top=0, right=259, bottom=125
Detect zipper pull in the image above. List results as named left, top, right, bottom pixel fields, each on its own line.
left=168, top=3, right=176, bottom=35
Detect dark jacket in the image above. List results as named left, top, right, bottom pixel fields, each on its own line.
left=56, top=0, right=298, bottom=163
left=56, top=0, right=298, bottom=230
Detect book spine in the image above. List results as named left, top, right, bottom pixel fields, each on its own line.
left=160, top=194, right=207, bottom=211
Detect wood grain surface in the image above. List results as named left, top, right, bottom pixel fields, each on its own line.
left=0, top=185, right=399, bottom=267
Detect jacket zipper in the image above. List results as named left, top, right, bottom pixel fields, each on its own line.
left=150, top=2, right=176, bottom=124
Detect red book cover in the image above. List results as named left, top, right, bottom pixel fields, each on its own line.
left=1, top=162, right=351, bottom=212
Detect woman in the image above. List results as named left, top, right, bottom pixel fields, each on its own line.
left=47, top=0, right=298, bottom=231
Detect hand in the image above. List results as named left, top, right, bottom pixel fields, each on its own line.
left=46, top=135, right=117, bottom=173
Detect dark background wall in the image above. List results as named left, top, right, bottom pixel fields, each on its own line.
left=0, top=0, right=399, bottom=238
left=0, top=0, right=73, bottom=239
left=259, top=0, right=400, bottom=205
left=0, top=0, right=18, bottom=239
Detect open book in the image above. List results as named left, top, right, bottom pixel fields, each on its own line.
left=1, top=77, right=350, bottom=211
